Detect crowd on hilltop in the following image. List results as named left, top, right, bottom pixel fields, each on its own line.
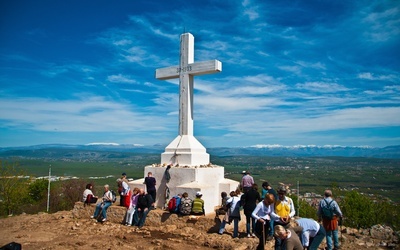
left=217, top=171, right=343, bottom=250
left=82, top=170, right=343, bottom=250
left=216, top=171, right=342, bottom=250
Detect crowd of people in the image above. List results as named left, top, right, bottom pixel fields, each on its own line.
left=83, top=170, right=343, bottom=250
left=212, top=171, right=343, bottom=250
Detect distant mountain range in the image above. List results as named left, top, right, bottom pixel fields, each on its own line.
left=0, top=143, right=399, bottom=159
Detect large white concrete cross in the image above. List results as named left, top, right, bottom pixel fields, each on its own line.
left=155, top=33, right=222, bottom=136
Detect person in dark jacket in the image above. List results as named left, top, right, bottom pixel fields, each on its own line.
left=136, top=188, right=154, bottom=228
left=144, top=172, right=156, bottom=207
left=241, top=183, right=261, bottom=237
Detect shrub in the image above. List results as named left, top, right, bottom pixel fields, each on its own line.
left=0, top=161, right=29, bottom=216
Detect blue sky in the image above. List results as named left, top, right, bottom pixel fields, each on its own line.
left=0, top=0, right=399, bottom=148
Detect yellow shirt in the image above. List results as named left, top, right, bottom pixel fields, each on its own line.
left=275, top=199, right=291, bottom=217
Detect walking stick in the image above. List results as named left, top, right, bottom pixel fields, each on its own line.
left=339, top=216, right=343, bottom=244
left=262, top=221, right=266, bottom=250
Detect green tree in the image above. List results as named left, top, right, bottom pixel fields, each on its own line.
left=48, top=179, right=86, bottom=212
left=290, top=194, right=318, bottom=219
left=341, top=190, right=372, bottom=228
left=28, top=179, right=48, bottom=202
left=0, top=161, right=29, bottom=216
left=339, top=190, right=400, bottom=229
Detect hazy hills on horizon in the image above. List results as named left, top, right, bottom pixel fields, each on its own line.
left=0, top=143, right=399, bottom=159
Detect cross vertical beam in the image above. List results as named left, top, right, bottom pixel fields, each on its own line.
left=179, top=33, right=194, bottom=136
left=156, top=33, right=222, bottom=137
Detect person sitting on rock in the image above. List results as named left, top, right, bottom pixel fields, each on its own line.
left=136, top=188, right=154, bottom=229
left=83, top=183, right=98, bottom=205
left=91, top=184, right=113, bottom=222
left=124, top=187, right=140, bottom=226
left=179, top=192, right=193, bottom=216
left=191, top=191, right=205, bottom=216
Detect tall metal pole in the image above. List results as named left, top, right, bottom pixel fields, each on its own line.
left=297, top=180, right=299, bottom=217
left=47, top=166, right=51, bottom=212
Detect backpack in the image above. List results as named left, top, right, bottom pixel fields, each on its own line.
left=179, top=198, right=193, bottom=215
left=321, top=199, right=334, bottom=219
left=110, top=190, right=117, bottom=203
left=168, top=196, right=181, bottom=213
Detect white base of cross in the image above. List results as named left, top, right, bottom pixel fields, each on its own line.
left=161, top=135, right=210, bottom=166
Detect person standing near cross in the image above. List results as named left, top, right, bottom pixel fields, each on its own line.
left=155, top=33, right=222, bottom=166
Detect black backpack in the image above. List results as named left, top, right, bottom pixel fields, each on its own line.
left=321, top=199, right=334, bottom=219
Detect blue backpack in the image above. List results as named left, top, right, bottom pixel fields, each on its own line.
left=168, top=196, right=181, bottom=213
left=321, top=199, right=334, bottom=219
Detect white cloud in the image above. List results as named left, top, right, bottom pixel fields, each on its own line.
left=242, top=0, right=260, bottom=21
left=196, top=96, right=282, bottom=112
left=295, top=61, right=326, bottom=70
left=0, top=97, right=167, bottom=133
left=113, top=39, right=132, bottom=46
left=224, top=107, right=400, bottom=136
left=278, top=65, right=301, bottom=74
left=362, top=6, right=400, bottom=42
left=295, top=82, right=349, bottom=93
left=358, top=72, right=398, bottom=82
left=107, top=74, right=137, bottom=84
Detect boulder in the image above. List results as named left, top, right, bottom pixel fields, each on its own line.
left=370, top=224, right=394, bottom=241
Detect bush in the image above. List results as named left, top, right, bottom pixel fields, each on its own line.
left=0, top=161, right=29, bottom=216
left=48, top=179, right=87, bottom=212
left=289, top=194, right=318, bottom=219
left=341, top=190, right=400, bottom=230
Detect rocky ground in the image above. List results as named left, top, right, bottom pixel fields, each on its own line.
left=0, top=202, right=398, bottom=250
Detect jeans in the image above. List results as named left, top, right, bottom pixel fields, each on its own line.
left=309, top=226, right=326, bottom=250
left=93, top=201, right=112, bottom=219
left=326, top=229, right=339, bottom=250
left=269, top=219, right=275, bottom=236
left=219, top=218, right=239, bottom=238
left=125, top=206, right=138, bottom=225
left=245, top=214, right=256, bottom=234
left=137, top=208, right=150, bottom=227
left=274, top=238, right=282, bottom=250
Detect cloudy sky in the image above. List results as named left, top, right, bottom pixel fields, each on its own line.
left=0, top=0, right=399, bottom=148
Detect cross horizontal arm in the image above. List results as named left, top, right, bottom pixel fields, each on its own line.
left=155, top=66, right=179, bottom=80
left=190, top=60, right=222, bottom=76
left=155, top=60, right=222, bottom=80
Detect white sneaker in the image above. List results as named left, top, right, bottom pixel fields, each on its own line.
left=252, top=233, right=256, bottom=238
left=101, top=218, right=106, bottom=222
left=247, top=234, right=251, bottom=238
left=90, top=216, right=94, bottom=219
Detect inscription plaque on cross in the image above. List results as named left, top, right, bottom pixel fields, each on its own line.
left=155, top=33, right=222, bottom=166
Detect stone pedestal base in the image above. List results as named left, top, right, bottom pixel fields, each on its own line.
left=129, top=165, right=239, bottom=215
left=160, top=135, right=210, bottom=167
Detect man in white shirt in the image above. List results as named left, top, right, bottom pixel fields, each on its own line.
left=294, top=218, right=326, bottom=250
